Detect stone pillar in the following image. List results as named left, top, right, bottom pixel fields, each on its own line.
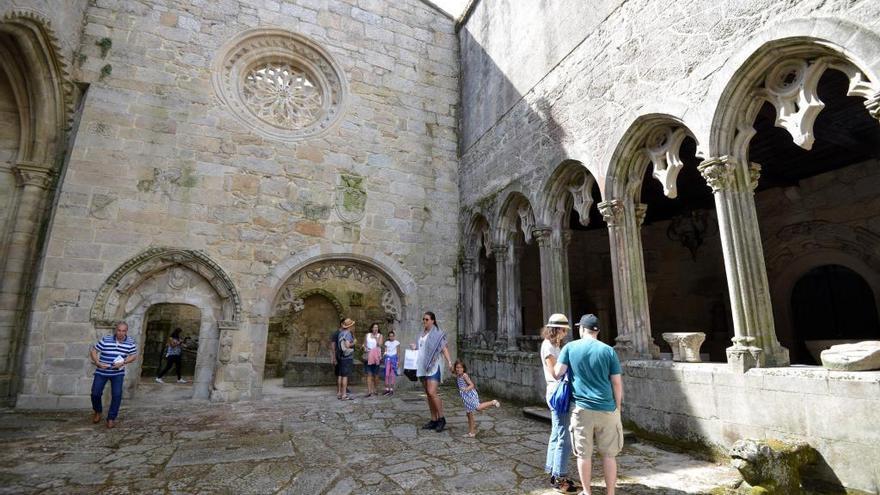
left=598, top=199, right=658, bottom=360
left=460, top=258, right=475, bottom=341
left=505, top=241, right=523, bottom=350
left=0, top=163, right=53, bottom=396
left=533, top=226, right=572, bottom=323
left=472, top=257, right=486, bottom=338
left=698, top=156, right=789, bottom=371
left=492, top=246, right=510, bottom=349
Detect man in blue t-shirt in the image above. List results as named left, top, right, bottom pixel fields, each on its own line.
left=90, top=321, right=138, bottom=428
left=554, top=314, right=624, bottom=495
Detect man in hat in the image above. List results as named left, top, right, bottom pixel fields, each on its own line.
left=554, top=314, right=623, bottom=495
left=336, top=318, right=356, bottom=400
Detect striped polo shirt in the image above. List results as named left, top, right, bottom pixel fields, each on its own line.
left=94, top=334, right=138, bottom=377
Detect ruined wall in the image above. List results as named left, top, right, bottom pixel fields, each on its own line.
left=18, top=0, right=459, bottom=407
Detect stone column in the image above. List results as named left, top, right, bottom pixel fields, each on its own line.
left=471, top=257, right=486, bottom=338
left=460, top=258, right=475, bottom=341
left=598, top=199, right=658, bottom=360
left=698, top=156, right=789, bottom=371
left=505, top=241, right=523, bottom=350
left=492, top=245, right=510, bottom=349
left=533, top=226, right=572, bottom=323
left=0, top=163, right=53, bottom=395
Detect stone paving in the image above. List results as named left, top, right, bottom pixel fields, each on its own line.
left=0, top=378, right=742, bottom=494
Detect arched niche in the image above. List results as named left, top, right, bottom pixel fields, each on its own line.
left=90, top=248, right=242, bottom=400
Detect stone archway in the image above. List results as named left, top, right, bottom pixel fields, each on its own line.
left=0, top=10, right=78, bottom=400
left=91, top=248, right=242, bottom=400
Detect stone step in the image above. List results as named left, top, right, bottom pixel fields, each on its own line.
left=522, top=406, right=636, bottom=442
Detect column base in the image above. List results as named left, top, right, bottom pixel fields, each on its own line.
left=726, top=344, right=764, bottom=373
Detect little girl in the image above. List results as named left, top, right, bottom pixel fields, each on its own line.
left=383, top=330, right=400, bottom=396
left=454, top=360, right=500, bottom=437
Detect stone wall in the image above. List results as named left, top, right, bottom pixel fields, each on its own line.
left=623, top=361, right=880, bottom=492
left=17, top=0, right=460, bottom=407
left=458, top=0, right=880, bottom=207
left=459, top=348, right=544, bottom=403
left=1, top=0, right=90, bottom=64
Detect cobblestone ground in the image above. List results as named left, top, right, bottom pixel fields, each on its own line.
left=0, top=378, right=741, bottom=494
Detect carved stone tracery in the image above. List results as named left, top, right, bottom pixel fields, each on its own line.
left=272, top=261, right=402, bottom=323
left=752, top=56, right=879, bottom=150
left=91, top=248, right=242, bottom=327
left=212, top=28, right=348, bottom=142
left=645, top=126, right=690, bottom=198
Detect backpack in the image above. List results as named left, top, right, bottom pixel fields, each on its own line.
left=548, top=370, right=572, bottom=415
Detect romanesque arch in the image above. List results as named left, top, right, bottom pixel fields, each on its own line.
left=0, top=10, right=77, bottom=399
left=460, top=212, right=494, bottom=348
left=90, top=248, right=242, bottom=400
left=256, top=245, right=419, bottom=382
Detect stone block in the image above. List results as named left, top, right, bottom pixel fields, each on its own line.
left=820, top=341, right=880, bottom=371
left=48, top=374, right=79, bottom=395
left=15, top=394, right=59, bottom=410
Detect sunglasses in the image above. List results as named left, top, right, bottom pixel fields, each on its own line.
left=422, top=317, right=431, bottom=321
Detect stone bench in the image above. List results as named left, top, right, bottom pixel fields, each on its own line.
left=661, top=332, right=706, bottom=362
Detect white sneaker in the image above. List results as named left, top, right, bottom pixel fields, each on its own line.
left=155, top=377, right=164, bottom=383
left=177, top=379, right=188, bottom=383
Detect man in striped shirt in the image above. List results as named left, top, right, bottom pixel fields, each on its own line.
left=90, top=321, right=138, bottom=428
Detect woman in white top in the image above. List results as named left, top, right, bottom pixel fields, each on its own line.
left=382, top=330, right=400, bottom=395
left=540, top=313, right=577, bottom=493
left=362, top=323, right=384, bottom=397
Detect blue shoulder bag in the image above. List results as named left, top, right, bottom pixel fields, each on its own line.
left=548, top=370, right=572, bottom=414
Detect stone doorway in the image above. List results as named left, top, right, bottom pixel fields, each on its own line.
left=266, top=291, right=342, bottom=378
left=140, top=303, right=201, bottom=383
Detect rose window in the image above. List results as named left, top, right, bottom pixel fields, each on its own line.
left=243, top=63, right=324, bottom=130
left=212, top=29, right=348, bottom=142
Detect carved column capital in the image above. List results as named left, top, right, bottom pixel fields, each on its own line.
left=865, top=91, right=880, bottom=120
left=532, top=226, right=553, bottom=247
left=13, top=162, right=54, bottom=190
left=461, top=258, right=475, bottom=274
left=635, top=203, right=648, bottom=226
left=748, top=162, right=761, bottom=191
left=598, top=199, right=624, bottom=226
left=698, top=156, right=736, bottom=193
left=491, top=245, right=508, bottom=262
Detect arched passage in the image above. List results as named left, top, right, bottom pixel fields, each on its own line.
left=0, top=11, right=76, bottom=400
left=708, top=35, right=880, bottom=369
left=90, top=248, right=241, bottom=400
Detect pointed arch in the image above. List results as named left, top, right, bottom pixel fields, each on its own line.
left=709, top=32, right=880, bottom=161
left=494, top=189, right=537, bottom=245
left=604, top=114, right=698, bottom=202
left=539, top=160, right=598, bottom=230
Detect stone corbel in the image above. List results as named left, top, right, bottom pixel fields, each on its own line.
left=634, top=203, right=648, bottom=227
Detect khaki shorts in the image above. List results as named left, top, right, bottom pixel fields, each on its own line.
left=569, top=406, right=624, bottom=458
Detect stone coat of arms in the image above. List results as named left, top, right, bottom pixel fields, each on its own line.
left=335, top=174, right=367, bottom=224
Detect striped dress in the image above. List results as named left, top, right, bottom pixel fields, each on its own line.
left=457, top=374, right=480, bottom=412
left=94, top=335, right=138, bottom=377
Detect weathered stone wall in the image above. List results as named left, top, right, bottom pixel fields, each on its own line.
left=459, top=348, right=544, bottom=403
left=18, top=0, right=459, bottom=407
left=458, top=0, right=880, bottom=208
left=458, top=0, right=626, bottom=150
left=623, top=361, right=880, bottom=493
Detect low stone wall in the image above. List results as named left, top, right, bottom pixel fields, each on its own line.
left=622, top=360, right=880, bottom=493
left=459, top=349, right=545, bottom=403
left=283, top=357, right=364, bottom=387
